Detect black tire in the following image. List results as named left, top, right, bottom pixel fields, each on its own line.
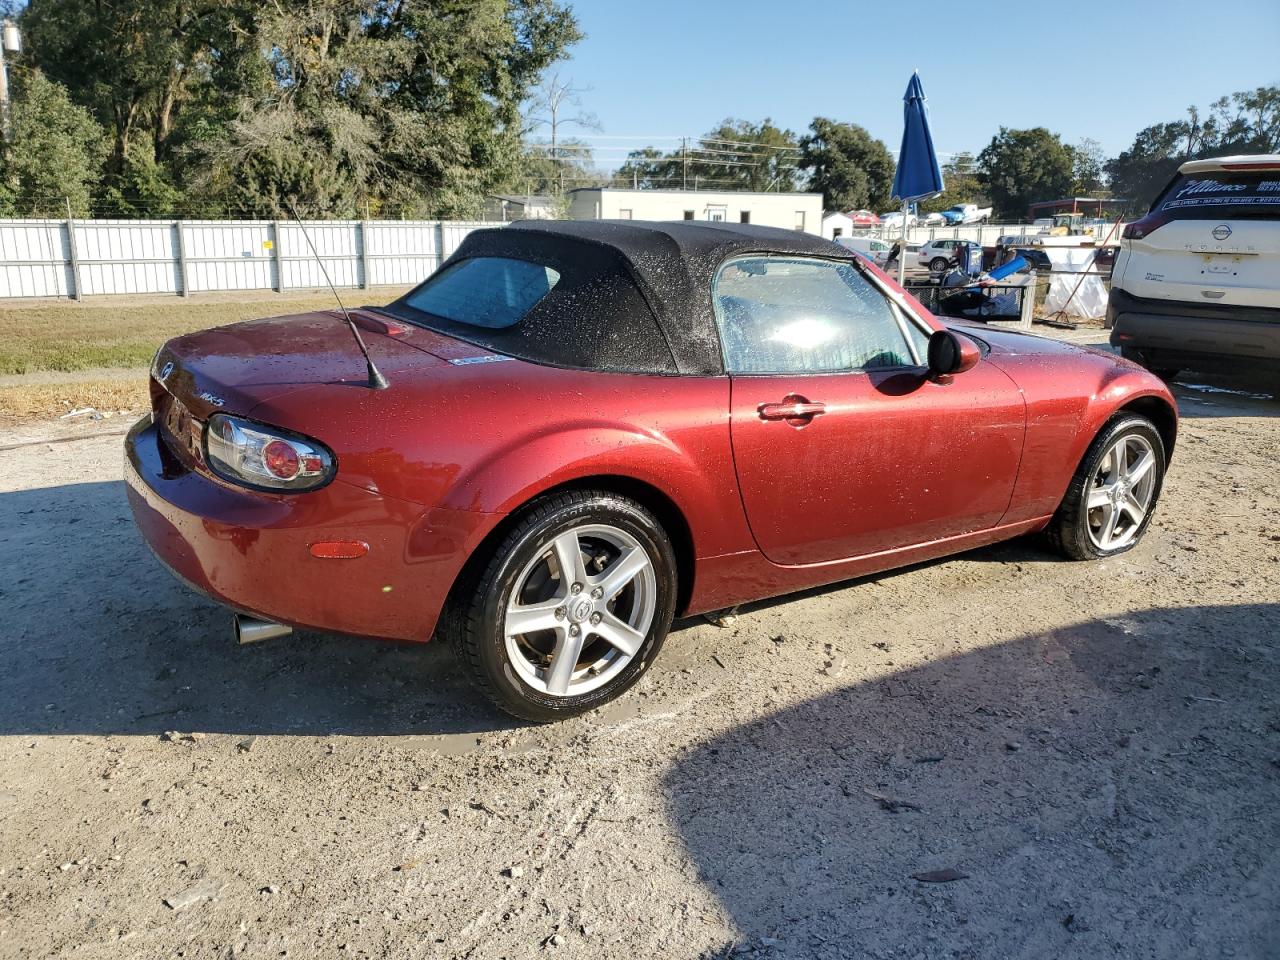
left=929, top=256, right=949, bottom=272
left=1046, top=414, right=1166, bottom=561
left=447, top=490, right=677, bottom=722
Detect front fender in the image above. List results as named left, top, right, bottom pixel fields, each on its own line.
left=1000, top=355, right=1176, bottom=524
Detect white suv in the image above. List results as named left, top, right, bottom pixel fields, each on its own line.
left=916, top=238, right=971, bottom=271
left=1108, top=154, right=1280, bottom=378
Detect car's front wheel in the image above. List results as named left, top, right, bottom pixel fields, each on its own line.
left=929, top=256, right=949, bottom=272
left=450, top=490, right=677, bottom=722
left=1047, top=414, right=1167, bottom=560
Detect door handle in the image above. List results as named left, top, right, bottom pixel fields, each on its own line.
left=758, top=396, right=826, bottom=422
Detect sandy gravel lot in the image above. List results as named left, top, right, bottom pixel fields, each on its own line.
left=1, top=331, right=1277, bottom=959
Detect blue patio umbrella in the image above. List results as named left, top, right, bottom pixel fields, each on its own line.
left=891, top=72, right=944, bottom=282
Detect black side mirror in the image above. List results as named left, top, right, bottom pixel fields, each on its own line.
left=927, top=330, right=981, bottom=380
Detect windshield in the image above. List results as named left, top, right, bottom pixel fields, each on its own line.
left=1153, top=171, right=1280, bottom=219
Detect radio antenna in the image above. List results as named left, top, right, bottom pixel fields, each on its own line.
left=286, top=200, right=389, bottom=390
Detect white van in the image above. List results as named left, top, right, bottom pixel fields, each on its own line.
left=1108, top=154, right=1279, bottom=377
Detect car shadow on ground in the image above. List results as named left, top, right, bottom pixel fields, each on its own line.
left=0, top=477, right=1097, bottom=740
left=0, top=476, right=1061, bottom=740
left=664, top=602, right=1280, bottom=960
left=0, top=480, right=515, bottom=738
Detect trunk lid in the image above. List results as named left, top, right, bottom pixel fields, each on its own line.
left=148, top=308, right=505, bottom=475
left=151, top=308, right=498, bottom=419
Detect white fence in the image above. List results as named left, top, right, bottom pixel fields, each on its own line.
left=0, top=218, right=497, bottom=300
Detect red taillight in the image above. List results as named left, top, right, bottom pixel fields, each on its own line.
left=262, top=439, right=301, bottom=479
left=309, top=540, right=370, bottom=560
left=1122, top=212, right=1170, bottom=240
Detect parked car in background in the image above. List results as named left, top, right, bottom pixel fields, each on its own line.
left=125, top=220, right=1176, bottom=721
left=919, top=211, right=946, bottom=226
left=835, top=234, right=896, bottom=266
left=940, top=204, right=993, bottom=225
left=847, top=210, right=881, bottom=228
left=1108, top=154, right=1280, bottom=379
left=997, top=234, right=1044, bottom=247
left=918, top=238, right=981, bottom=272
left=879, top=211, right=917, bottom=228
left=1012, top=247, right=1053, bottom=271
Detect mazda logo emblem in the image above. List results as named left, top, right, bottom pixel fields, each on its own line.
left=160, top=361, right=174, bottom=380
left=1211, top=224, right=1232, bottom=241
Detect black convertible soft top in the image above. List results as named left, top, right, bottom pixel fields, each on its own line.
left=387, top=219, right=859, bottom=376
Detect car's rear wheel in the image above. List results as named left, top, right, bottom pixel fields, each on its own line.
left=929, top=256, right=949, bottom=272
left=1046, top=414, right=1166, bottom=561
left=449, top=490, right=677, bottom=722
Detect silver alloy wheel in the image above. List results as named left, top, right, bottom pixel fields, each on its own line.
left=503, top=523, right=657, bottom=697
left=1085, top=433, right=1158, bottom=551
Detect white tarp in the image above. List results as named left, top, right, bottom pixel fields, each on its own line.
left=1041, top=246, right=1110, bottom=319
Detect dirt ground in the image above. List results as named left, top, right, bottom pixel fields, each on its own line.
left=0, top=328, right=1277, bottom=960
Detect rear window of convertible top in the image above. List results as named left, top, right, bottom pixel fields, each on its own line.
left=400, top=257, right=561, bottom=328
left=385, top=247, right=679, bottom=374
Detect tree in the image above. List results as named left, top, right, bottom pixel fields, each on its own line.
left=976, top=127, right=1075, bottom=220
left=15, top=0, right=583, bottom=217
left=510, top=137, right=602, bottom=195
left=19, top=0, right=223, bottom=204
left=0, top=70, right=108, bottom=217
left=797, top=118, right=894, bottom=212
left=1071, top=138, right=1107, bottom=195
left=613, top=119, right=799, bottom=192
left=1105, top=123, right=1188, bottom=214
left=917, top=151, right=985, bottom=214
left=615, top=146, right=672, bottom=189
left=1107, top=86, right=1280, bottom=211
left=692, top=119, right=799, bottom=192
left=524, top=73, right=599, bottom=194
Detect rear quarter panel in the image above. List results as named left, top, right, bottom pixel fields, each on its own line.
left=247, top=360, right=751, bottom=562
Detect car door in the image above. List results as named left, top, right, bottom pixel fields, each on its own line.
left=714, top=255, right=1026, bottom=566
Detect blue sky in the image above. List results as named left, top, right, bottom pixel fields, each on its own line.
left=557, top=0, right=1280, bottom=169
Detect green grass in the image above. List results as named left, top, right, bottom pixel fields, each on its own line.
left=0, top=288, right=411, bottom=376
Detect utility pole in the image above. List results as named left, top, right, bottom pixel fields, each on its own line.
left=0, top=19, right=20, bottom=143
left=682, top=137, right=688, bottom=191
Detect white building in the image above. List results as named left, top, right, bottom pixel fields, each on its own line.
left=483, top=194, right=560, bottom=221
left=566, top=188, right=823, bottom=235
left=820, top=212, right=855, bottom=240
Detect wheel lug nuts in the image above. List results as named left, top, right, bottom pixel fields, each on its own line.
left=569, top=624, right=580, bottom=636
left=570, top=583, right=583, bottom=595
left=590, top=587, right=603, bottom=599
left=589, top=612, right=602, bottom=625
left=554, top=607, right=566, bottom=620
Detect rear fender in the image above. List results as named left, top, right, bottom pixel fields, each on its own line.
left=439, top=422, right=753, bottom=560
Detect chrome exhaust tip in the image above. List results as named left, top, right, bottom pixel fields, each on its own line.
left=234, top=614, right=293, bottom=645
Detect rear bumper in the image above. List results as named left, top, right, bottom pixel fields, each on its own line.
left=1108, top=289, right=1280, bottom=371
left=123, top=416, right=492, bottom=642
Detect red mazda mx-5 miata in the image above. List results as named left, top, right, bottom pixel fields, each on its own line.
left=126, top=221, right=1176, bottom=720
